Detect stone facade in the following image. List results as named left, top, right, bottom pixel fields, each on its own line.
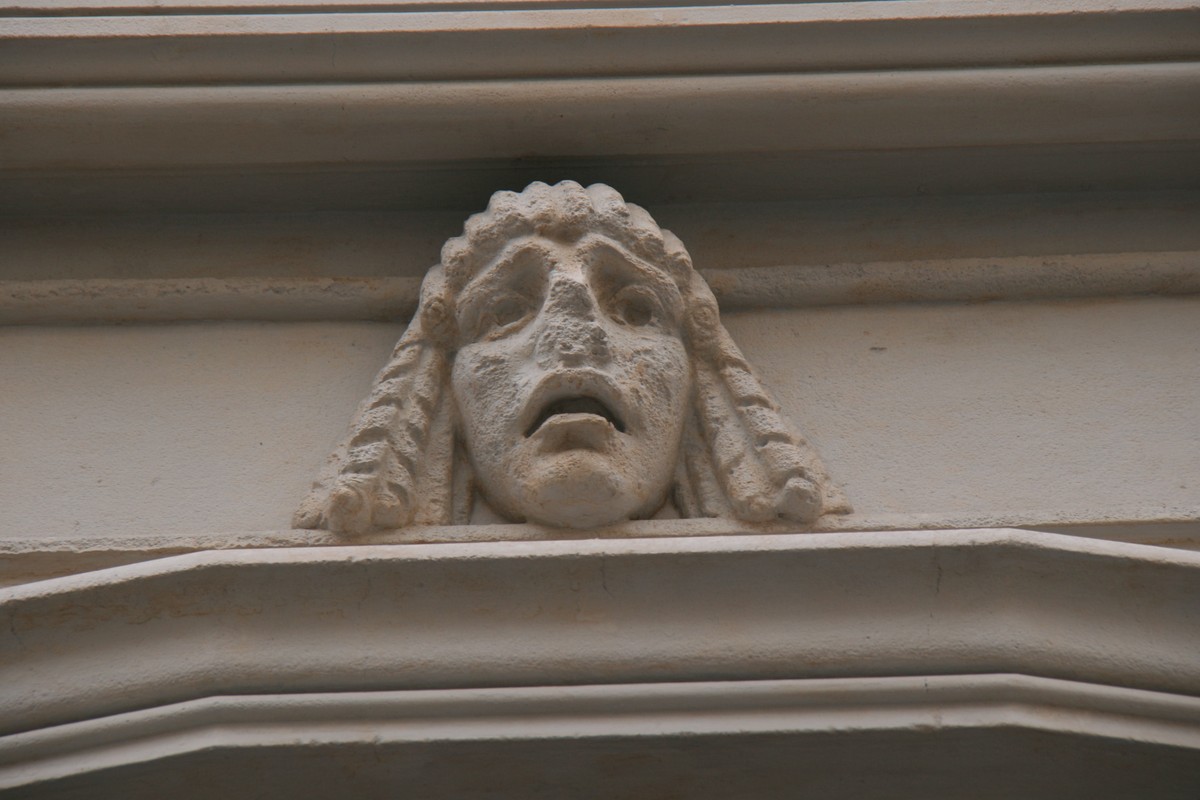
left=2, top=1, right=1199, bottom=796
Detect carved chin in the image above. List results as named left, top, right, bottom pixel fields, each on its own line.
left=517, top=454, right=652, bottom=529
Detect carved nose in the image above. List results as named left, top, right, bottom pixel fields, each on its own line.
left=537, top=279, right=611, bottom=367
left=546, top=275, right=595, bottom=318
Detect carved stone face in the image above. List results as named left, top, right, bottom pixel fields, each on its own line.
left=294, top=180, right=844, bottom=535
left=451, top=232, right=691, bottom=528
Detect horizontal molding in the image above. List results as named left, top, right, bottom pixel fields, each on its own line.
left=8, top=0, right=1189, bottom=16
left=3, top=1, right=1197, bottom=87
left=3, top=252, right=1197, bottom=325
left=5, top=0, right=883, bottom=13
left=3, top=65, right=1197, bottom=174
left=0, top=276, right=424, bottom=325
left=5, top=515, right=1200, bottom=589
left=9, top=146, right=1200, bottom=217
left=3, top=3, right=1196, bottom=210
left=3, top=528, right=1199, bottom=736
left=706, top=251, right=1200, bottom=310
left=2, top=674, right=1199, bottom=791
left=3, top=0, right=839, bottom=12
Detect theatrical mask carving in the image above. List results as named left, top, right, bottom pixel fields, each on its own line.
left=296, top=181, right=848, bottom=533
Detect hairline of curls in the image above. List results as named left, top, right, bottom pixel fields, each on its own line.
left=438, top=181, right=694, bottom=296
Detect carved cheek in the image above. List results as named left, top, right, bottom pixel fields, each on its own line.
left=463, top=350, right=511, bottom=387
left=616, top=336, right=690, bottom=434
left=637, top=342, right=689, bottom=402
left=452, top=339, right=534, bottom=448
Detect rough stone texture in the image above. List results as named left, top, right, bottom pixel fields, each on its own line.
left=294, top=182, right=845, bottom=533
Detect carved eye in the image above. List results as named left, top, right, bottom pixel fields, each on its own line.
left=610, top=285, right=661, bottom=327
left=477, top=293, right=534, bottom=339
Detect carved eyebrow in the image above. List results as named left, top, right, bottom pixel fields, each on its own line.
left=458, top=239, right=551, bottom=305
left=580, top=236, right=682, bottom=301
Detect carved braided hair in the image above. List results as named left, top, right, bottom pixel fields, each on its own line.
left=293, top=269, right=455, bottom=533
left=684, top=275, right=848, bottom=521
left=296, top=181, right=847, bottom=533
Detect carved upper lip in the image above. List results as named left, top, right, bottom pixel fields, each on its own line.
left=522, top=370, right=630, bottom=438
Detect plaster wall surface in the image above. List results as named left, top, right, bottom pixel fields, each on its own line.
left=3, top=295, right=1197, bottom=541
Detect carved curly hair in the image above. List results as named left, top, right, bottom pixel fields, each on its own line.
left=296, top=181, right=848, bottom=533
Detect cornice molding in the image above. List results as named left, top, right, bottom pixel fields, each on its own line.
left=3, top=674, right=1199, bottom=794
left=4, top=528, right=1199, bottom=736
left=5, top=65, right=1196, bottom=172
left=3, top=1, right=1198, bottom=87
left=5, top=516, right=1200, bottom=588
left=2, top=1, right=1197, bottom=210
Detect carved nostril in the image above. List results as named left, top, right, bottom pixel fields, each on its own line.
left=588, top=326, right=611, bottom=361
left=556, top=330, right=605, bottom=365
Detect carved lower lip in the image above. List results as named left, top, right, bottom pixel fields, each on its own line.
left=525, top=395, right=626, bottom=437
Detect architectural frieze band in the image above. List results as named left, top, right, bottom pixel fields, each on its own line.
left=4, top=251, right=1198, bottom=325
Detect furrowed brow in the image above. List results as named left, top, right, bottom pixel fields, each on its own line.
left=582, top=236, right=682, bottom=300
left=459, top=239, right=550, bottom=305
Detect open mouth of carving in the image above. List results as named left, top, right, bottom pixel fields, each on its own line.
left=525, top=395, right=626, bottom=437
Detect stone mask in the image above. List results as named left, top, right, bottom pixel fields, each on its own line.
left=451, top=232, right=691, bottom=528
left=296, top=181, right=847, bottom=533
